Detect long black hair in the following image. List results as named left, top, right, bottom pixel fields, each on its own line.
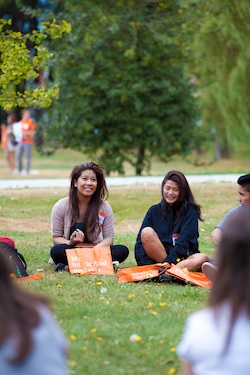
left=69, top=161, right=108, bottom=238
left=0, top=247, right=49, bottom=364
left=161, top=170, right=202, bottom=223
left=209, top=207, right=250, bottom=354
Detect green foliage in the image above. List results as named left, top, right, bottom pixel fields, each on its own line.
left=184, top=0, right=250, bottom=149
left=39, top=0, right=200, bottom=175
left=0, top=18, right=71, bottom=110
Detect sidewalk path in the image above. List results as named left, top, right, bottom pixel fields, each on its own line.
left=0, top=174, right=242, bottom=189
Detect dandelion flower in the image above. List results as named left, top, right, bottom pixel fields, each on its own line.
left=70, top=335, right=77, bottom=341
left=150, top=310, right=158, bottom=315
left=129, top=293, right=135, bottom=299
left=68, top=360, right=77, bottom=368
left=148, top=302, right=153, bottom=308
left=170, top=347, right=176, bottom=352
left=106, top=301, right=110, bottom=305
left=159, top=302, right=167, bottom=307
left=130, top=334, right=142, bottom=342
left=57, top=284, right=62, bottom=288
left=100, top=287, right=107, bottom=294
left=168, top=368, right=176, bottom=374
left=90, top=328, right=97, bottom=333
left=99, top=296, right=104, bottom=300
left=97, top=337, right=103, bottom=341
left=96, top=281, right=102, bottom=285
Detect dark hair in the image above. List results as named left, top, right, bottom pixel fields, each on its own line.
left=209, top=207, right=250, bottom=352
left=161, top=170, right=202, bottom=222
left=7, top=114, right=17, bottom=124
left=237, top=174, right=250, bottom=193
left=69, top=161, right=108, bottom=238
left=0, top=246, right=49, bottom=364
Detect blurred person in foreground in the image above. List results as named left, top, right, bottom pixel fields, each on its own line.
left=0, top=246, right=69, bottom=375
left=178, top=207, right=250, bottom=375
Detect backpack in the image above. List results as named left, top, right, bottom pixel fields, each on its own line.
left=0, top=237, right=29, bottom=278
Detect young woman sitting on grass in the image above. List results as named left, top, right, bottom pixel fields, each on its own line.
left=50, top=161, right=129, bottom=272
left=134, top=170, right=209, bottom=281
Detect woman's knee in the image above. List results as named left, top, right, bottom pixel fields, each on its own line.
left=141, top=227, right=157, bottom=244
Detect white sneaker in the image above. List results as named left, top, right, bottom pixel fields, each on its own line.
left=202, top=262, right=217, bottom=282
left=48, top=257, right=55, bottom=265
left=21, top=170, right=28, bottom=175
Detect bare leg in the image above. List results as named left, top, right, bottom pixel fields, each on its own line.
left=175, top=253, right=210, bottom=271
left=141, top=227, right=167, bottom=262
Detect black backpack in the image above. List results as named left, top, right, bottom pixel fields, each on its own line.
left=0, top=241, right=29, bottom=277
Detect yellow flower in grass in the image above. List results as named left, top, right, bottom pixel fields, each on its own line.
left=90, top=328, right=97, bottom=333
left=150, top=310, right=158, bottom=315
left=82, top=346, right=88, bottom=351
left=70, top=335, right=77, bottom=341
left=170, top=347, right=176, bottom=352
left=130, top=334, right=142, bottom=342
left=147, top=302, right=153, bottom=308
left=168, top=368, right=176, bottom=374
left=129, top=293, right=135, bottom=299
left=99, top=296, right=104, bottom=300
left=145, top=290, right=149, bottom=294
left=158, top=293, right=162, bottom=299
left=68, top=360, right=77, bottom=368
left=96, top=281, right=102, bottom=285
left=97, top=337, right=103, bottom=341
left=159, top=302, right=167, bottom=307
left=106, top=301, right=110, bottom=305
left=57, top=284, right=62, bottom=288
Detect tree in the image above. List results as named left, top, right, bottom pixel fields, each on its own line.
left=39, top=0, right=200, bottom=175
left=184, top=0, right=250, bottom=156
left=0, top=17, right=71, bottom=110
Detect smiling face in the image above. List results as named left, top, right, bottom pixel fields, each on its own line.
left=74, top=169, right=97, bottom=198
left=237, top=185, right=250, bottom=206
left=162, top=179, right=180, bottom=206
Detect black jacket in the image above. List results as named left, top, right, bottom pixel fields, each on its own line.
left=134, top=200, right=200, bottom=265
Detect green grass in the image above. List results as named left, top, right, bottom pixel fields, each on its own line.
left=0, top=181, right=239, bottom=374
left=0, top=142, right=249, bottom=178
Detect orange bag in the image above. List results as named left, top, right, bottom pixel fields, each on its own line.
left=66, top=246, right=114, bottom=276
left=18, top=273, right=44, bottom=282
left=166, top=267, right=212, bottom=289
left=117, top=263, right=170, bottom=283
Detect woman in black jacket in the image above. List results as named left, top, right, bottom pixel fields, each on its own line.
left=134, top=170, right=209, bottom=272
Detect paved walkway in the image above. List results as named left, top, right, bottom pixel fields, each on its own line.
left=0, top=174, right=242, bottom=189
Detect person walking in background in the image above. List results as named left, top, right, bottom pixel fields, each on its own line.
left=134, top=170, right=209, bottom=279
left=16, top=108, right=36, bottom=175
left=0, top=245, right=69, bottom=375
left=1, top=114, right=18, bottom=173
left=50, top=161, right=129, bottom=271
left=177, top=207, right=250, bottom=375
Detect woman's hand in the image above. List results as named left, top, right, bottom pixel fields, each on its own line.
left=69, top=229, right=85, bottom=246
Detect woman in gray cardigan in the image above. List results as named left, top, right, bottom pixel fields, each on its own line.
left=50, top=161, right=129, bottom=271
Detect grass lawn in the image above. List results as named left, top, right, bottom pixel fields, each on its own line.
left=0, top=180, right=239, bottom=374
left=0, top=142, right=249, bottom=179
